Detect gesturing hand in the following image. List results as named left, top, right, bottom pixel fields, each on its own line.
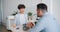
left=26, top=22, right=34, bottom=28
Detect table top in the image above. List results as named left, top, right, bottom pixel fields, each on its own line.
left=11, top=25, right=29, bottom=32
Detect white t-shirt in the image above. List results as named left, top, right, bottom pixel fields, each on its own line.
left=15, top=13, right=28, bottom=25
left=20, top=14, right=26, bottom=25
left=13, top=13, right=28, bottom=32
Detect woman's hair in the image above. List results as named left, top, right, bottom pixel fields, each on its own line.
left=18, top=4, right=25, bottom=9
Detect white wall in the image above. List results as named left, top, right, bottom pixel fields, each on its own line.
left=52, top=0, right=60, bottom=26
left=2, top=0, right=41, bottom=25
left=0, top=0, right=2, bottom=23
left=2, top=0, right=20, bottom=25
left=42, top=0, right=52, bottom=14
left=2, top=0, right=59, bottom=26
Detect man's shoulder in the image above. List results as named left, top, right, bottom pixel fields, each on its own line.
left=45, top=13, right=54, bottom=18
left=44, top=13, right=56, bottom=21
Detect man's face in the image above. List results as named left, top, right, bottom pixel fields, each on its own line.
left=37, top=9, right=43, bottom=17
left=19, top=8, right=25, bottom=13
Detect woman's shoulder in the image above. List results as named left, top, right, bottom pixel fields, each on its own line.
left=15, top=14, right=20, bottom=17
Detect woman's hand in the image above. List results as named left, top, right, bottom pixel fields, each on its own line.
left=12, top=24, right=16, bottom=28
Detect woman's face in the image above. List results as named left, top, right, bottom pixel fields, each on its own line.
left=19, top=8, right=25, bottom=13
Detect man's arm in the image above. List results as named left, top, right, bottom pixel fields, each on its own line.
left=29, top=18, right=46, bottom=32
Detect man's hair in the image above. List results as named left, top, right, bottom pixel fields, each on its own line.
left=37, top=3, right=47, bottom=11
left=18, top=4, right=25, bottom=9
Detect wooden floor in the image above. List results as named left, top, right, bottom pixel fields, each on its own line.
left=0, top=24, right=12, bottom=32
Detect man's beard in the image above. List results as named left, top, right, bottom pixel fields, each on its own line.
left=37, top=15, right=43, bottom=17
left=37, top=15, right=40, bottom=17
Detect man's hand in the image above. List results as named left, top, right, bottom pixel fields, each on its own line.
left=26, top=22, right=34, bottom=28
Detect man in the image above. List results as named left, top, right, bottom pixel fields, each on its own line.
left=27, top=3, right=59, bottom=32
